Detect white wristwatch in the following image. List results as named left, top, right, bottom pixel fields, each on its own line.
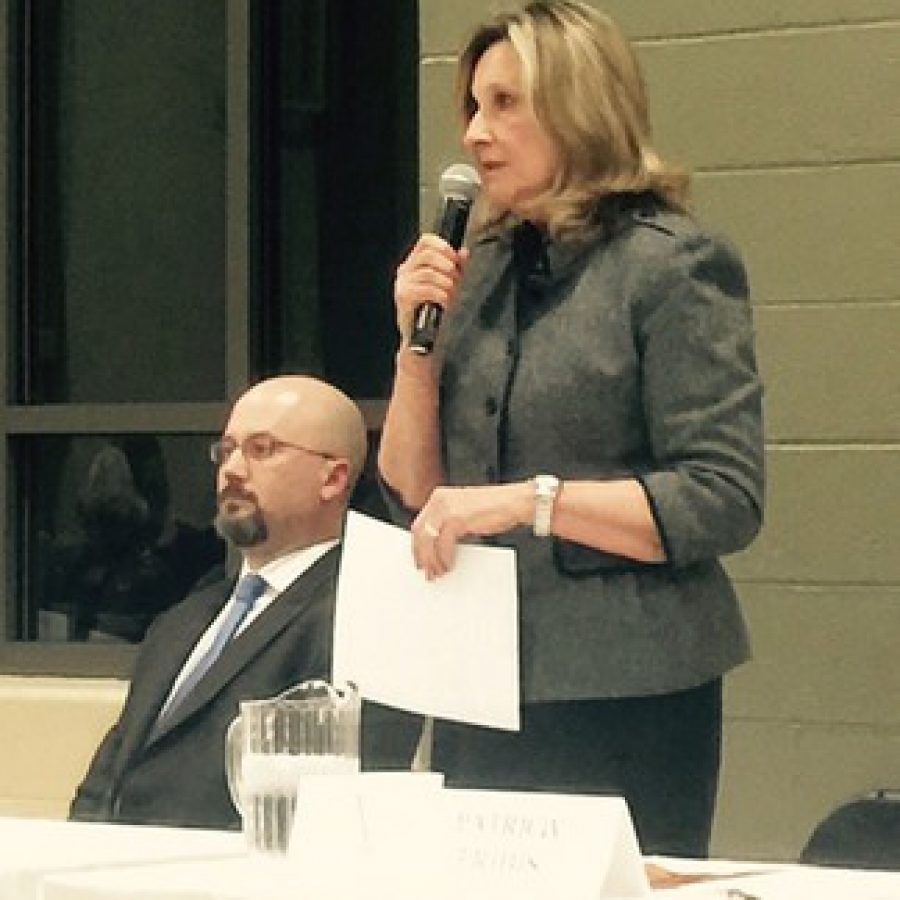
left=532, top=474, right=561, bottom=537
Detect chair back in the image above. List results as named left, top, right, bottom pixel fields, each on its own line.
left=800, top=789, right=900, bottom=870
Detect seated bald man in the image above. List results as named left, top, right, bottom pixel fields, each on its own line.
left=70, top=375, right=418, bottom=829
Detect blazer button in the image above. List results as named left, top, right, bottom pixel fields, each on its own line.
left=485, top=396, right=498, bottom=416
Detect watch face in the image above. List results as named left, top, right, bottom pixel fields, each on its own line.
left=533, top=475, right=559, bottom=537
left=536, top=475, right=559, bottom=495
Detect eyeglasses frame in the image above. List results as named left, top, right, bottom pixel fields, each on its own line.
left=209, top=432, right=336, bottom=466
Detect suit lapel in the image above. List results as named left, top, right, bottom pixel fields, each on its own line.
left=146, top=548, right=339, bottom=742
left=152, top=582, right=232, bottom=698
left=114, top=577, right=231, bottom=763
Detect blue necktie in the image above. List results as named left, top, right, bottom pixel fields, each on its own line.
left=157, top=572, right=268, bottom=727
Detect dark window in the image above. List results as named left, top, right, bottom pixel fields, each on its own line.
left=256, top=0, right=418, bottom=397
left=1, top=0, right=417, bottom=670
left=20, top=434, right=224, bottom=644
left=22, top=0, right=228, bottom=405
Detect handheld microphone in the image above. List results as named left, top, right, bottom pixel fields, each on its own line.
left=408, top=163, right=481, bottom=355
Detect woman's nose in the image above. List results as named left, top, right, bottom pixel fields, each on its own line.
left=463, top=110, right=490, bottom=147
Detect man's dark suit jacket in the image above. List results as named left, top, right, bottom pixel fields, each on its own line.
left=70, top=546, right=418, bottom=830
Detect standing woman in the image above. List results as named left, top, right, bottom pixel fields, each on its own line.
left=378, top=0, right=764, bottom=857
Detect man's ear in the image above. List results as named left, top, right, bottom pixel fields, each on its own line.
left=320, top=458, right=351, bottom=502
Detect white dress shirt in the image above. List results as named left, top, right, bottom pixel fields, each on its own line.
left=160, top=539, right=339, bottom=716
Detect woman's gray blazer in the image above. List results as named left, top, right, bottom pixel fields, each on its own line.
left=429, top=200, right=765, bottom=704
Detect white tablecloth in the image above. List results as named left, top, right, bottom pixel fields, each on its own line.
left=41, top=857, right=310, bottom=900
left=4, top=817, right=900, bottom=900
left=38, top=854, right=900, bottom=900
left=0, top=817, right=243, bottom=900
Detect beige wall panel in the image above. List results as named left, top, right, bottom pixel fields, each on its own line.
left=0, top=678, right=125, bottom=818
left=0, top=796, right=65, bottom=819
left=422, top=82, right=900, bottom=308
left=423, top=25, right=900, bottom=172
left=642, top=24, right=900, bottom=170
left=418, top=187, right=439, bottom=231
left=419, top=2, right=496, bottom=57
left=606, top=1, right=900, bottom=40
left=419, top=60, right=462, bottom=190
left=693, top=165, right=900, bottom=305
left=420, top=1, right=900, bottom=54
left=713, top=719, right=805, bottom=859
left=754, top=305, right=900, bottom=442
left=725, top=584, right=900, bottom=724
left=727, top=446, right=900, bottom=583
left=714, top=719, right=900, bottom=859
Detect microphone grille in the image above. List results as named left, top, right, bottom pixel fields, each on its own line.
left=439, top=163, right=481, bottom=202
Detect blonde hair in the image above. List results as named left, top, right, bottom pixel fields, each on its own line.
left=456, top=1, right=690, bottom=240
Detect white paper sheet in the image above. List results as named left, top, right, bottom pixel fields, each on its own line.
left=646, top=863, right=900, bottom=898
left=333, top=510, right=520, bottom=729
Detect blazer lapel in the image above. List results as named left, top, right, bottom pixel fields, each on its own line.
left=147, top=549, right=339, bottom=741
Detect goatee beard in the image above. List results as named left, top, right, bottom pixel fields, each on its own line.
left=214, top=510, right=268, bottom=547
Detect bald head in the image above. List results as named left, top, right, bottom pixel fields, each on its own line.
left=214, top=376, right=368, bottom=564
left=232, top=376, right=368, bottom=490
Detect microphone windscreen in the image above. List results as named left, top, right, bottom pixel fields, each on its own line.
left=439, top=163, right=481, bottom=202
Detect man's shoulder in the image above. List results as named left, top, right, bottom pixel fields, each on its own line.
left=153, top=563, right=232, bottom=620
left=186, top=561, right=231, bottom=595
left=166, top=543, right=341, bottom=617
left=279, top=544, right=341, bottom=601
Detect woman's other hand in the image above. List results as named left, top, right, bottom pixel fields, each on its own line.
left=411, top=483, right=532, bottom=579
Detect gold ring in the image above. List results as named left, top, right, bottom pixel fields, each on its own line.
left=422, top=522, right=440, bottom=539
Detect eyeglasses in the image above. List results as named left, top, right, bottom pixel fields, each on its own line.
left=210, top=433, right=335, bottom=466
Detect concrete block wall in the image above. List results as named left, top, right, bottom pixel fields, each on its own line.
left=419, top=0, right=900, bottom=861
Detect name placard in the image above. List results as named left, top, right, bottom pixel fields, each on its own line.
left=288, top=777, right=648, bottom=899
left=445, top=789, right=650, bottom=900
